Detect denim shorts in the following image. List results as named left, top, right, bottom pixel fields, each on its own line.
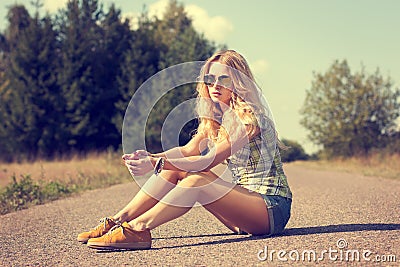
left=260, top=194, right=292, bottom=235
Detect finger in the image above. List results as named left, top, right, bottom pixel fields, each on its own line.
left=122, top=154, right=133, bottom=160
left=128, top=166, right=137, bottom=173
left=123, top=153, right=140, bottom=160
left=130, top=169, right=143, bottom=176
left=126, top=164, right=137, bottom=173
left=136, top=150, right=149, bottom=156
left=126, top=160, right=140, bottom=166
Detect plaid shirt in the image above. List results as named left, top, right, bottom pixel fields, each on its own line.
left=227, top=130, right=292, bottom=199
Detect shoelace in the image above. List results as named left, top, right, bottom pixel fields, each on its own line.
left=107, top=224, right=124, bottom=236
left=93, top=217, right=110, bottom=231
left=94, top=217, right=120, bottom=231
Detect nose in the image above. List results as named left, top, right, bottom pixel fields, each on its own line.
left=211, top=80, right=222, bottom=89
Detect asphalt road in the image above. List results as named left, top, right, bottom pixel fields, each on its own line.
left=1, top=164, right=399, bottom=266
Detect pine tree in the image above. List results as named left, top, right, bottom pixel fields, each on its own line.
left=144, top=0, right=216, bottom=152
left=0, top=5, right=59, bottom=160
left=89, top=3, right=133, bottom=150
left=57, top=0, right=103, bottom=152
left=0, top=0, right=221, bottom=160
left=2, top=10, right=61, bottom=159
left=117, top=1, right=217, bottom=153
left=115, top=13, right=163, bottom=153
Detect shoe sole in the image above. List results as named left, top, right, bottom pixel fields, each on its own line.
left=87, top=242, right=151, bottom=250
left=77, top=237, right=89, bottom=243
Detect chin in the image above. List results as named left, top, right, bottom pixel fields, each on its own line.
left=210, top=97, right=220, bottom=103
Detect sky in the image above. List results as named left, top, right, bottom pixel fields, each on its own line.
left=1, top=0, right=399, bottom=153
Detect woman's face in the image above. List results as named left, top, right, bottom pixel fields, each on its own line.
left=205, top=62, right=233, bottom=107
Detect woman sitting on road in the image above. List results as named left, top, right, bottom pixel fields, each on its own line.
left=77, top=50, right=292, bottom=250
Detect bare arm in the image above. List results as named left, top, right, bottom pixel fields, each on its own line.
left=160, top=126, right=258, bottom=172
left=150, top=132, right=208, bottom=158
left=125, top=126, right=260, bottom=176
left=133, top=129, right=251, bottom=173
left=124, top=132, right=209, bottom=175
left=160, top=139, right=236, bottom=172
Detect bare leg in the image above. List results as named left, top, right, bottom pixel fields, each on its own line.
left=129, top=172, right=270, bottom=235
left=113, top=170, right=186, bottom=222
left=202, top=207, right=241, bottom=233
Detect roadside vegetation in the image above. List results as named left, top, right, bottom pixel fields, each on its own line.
left=293, top=152, right=400, bottom=180
left=0, top=152, right=132, bottom=215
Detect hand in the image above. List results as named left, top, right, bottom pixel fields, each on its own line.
left=122, top=150, right=151, bottom=161
left=135, top=150, right=151, bottom=157
left=124, top=156, right=155, bottom=177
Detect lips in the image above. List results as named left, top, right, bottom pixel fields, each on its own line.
left=211, top=92, right=221, bottom=96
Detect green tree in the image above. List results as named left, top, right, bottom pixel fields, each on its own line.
left=300, top=60, right=400, bottom=157
left=90, top=3, right=132, bottom=149
left=0, top=0, right=220, bottom=160
left=3, top=5, right=31, bottom=48
left=145, top=0, right=216, bottom=152
left=0, top=33, right=9, bottom=159
left=280, top=139, right=309, bottom=162
left=0, top=5, right=62, bottom=160
left=117, top=1, right=216, bottom=153
left=56, top=0, right=133, bottom=153
left=113, top=12, right=161, bottom=136
left=57, top=0, right=104, bottom=152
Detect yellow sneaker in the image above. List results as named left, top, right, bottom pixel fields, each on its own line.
left=77, top=217, right=120, bottom=243
left=87, top=222, right=151, bottom=250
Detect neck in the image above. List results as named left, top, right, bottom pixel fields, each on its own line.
left=217, top=101, right=230, bottom=113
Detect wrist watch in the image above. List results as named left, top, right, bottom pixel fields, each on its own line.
left=154, top=157, right=165, bottom=176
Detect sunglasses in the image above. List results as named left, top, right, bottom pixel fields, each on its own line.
left=203, top=74, right=232, bottom=88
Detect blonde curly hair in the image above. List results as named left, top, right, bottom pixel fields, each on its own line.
left=195, top=50, right=276, bottom=144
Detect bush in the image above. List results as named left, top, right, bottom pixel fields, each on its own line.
left=0, top=175, right=42, bottom=213
left=0, top=175, right=73, bottom=215
left=280, top=139, right=309, bottom=162
left=41, top=181, right=72, bottom=201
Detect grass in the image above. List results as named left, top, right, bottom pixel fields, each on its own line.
left=293, top=153, right=400, bottom=180
left=0, top=152, right=133, bottom=215
left=1, top=151, right=398, bottom=215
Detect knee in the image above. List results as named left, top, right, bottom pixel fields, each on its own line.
left=158, top=170, right=187, bottom=184
left=178, top=173, right=211, bottom=188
